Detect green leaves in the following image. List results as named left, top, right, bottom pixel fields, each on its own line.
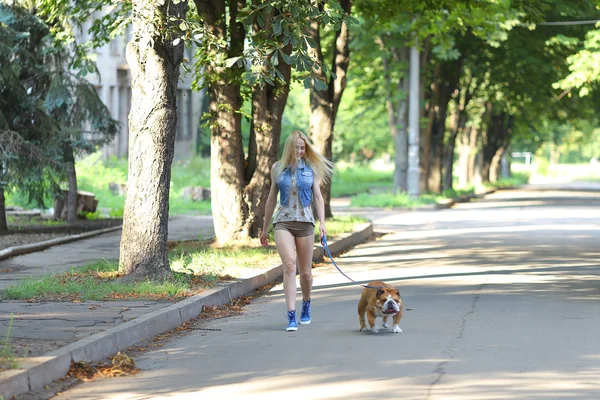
left=205, top=0, right=348, bottom=90
left=225, top=56, right=242, bottom=68
left=303, top=76, right=327, bottom=91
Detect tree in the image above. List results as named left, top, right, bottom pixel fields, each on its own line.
left=116, top=0, right=188, bottom=280
left=460, top=1, right=600, bottom=184
left=308, top=0, right=353, bottom=218
left=36, top=0, right=349, bottom=280
left=0, top=2, right=116, bottom=230
left=192, top=0, right=348, bottom=243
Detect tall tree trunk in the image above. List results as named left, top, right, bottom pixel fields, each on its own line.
left=481, top=109, right=512, bottom=182
left=208, top=80, right=246, bottom=243
left=489, top=146, right=505, bottom=182
left=309, top=0, right=352, bottom=218
left=378, top=37, right=409, bottom=193
left=456, top=126, right=472, bottom=188
left=420, top=63, right=439, bottom=193
left=63, top=142, right=78, bottom=224
left=0, top=185, right=7, bottom=232
left=442, top=84, right=471, bottom=191
left=119, top=0, right=187, bottom=280
left=66, top=161, right=78, bottom=223
left=244, top=42, right=292, bottom=238
left=467, top=126, right=479, bottom=184
left=428, top=58, right=463, bottom=194
left=197, top=0, right=247, bottom=244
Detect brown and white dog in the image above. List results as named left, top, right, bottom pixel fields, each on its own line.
left=357, top=281, right=403, bottom=333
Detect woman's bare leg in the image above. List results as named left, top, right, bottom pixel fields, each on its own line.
left=295, top=233, right=314, bottom=301
left=274, top=229, right=298, bottom=311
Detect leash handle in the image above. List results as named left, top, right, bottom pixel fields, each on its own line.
left=321, top=235, right=381, bottom=290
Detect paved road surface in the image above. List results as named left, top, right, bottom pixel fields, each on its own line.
left=53, top=185, right=600, bottom=400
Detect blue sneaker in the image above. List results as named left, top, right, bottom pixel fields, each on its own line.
left=286, top=310, right=298, bottom=331
left=300, top=299, right=311, bottom=325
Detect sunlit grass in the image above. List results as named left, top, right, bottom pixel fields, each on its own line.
left=350, top=191, right=440, bottom=208
left=315, top=215, right=369, bottom=241
left=0, top=216, right=367, bottom=301
left=331, top=163, right=393, bottom=197
left=0, top=245, right=279, bottom=301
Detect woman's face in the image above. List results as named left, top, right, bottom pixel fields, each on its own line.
left=295, top=138, right=306, bottom=160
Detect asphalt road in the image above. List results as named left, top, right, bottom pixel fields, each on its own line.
left=54, top=185, right=600, bottom=400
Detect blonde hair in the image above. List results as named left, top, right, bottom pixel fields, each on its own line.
left=275, top=130, right=334, bottom=183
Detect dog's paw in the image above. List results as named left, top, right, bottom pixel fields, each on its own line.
left=393, top=325, right=402, bottom=333
left=371, top=325, right=380, bottom=333
left=382, top=322, right=389, bottom=329
left=360, top=327, right=370, bottom=332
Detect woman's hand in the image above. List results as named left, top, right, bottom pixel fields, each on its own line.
left=319, top=223, right=327, bottom=242
left=260, top=230, right=269, bottom=247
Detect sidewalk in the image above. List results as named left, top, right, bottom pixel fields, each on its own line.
left=0, top=211, right=374, bottom=400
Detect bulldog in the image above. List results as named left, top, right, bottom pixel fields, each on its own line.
left=358, top=281, right=403, bottom=333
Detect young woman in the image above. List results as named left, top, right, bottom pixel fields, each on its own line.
left=260, top=130, right=334, bottom=331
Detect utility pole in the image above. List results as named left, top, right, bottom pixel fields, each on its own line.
left=408, top=43, right=420, bottom=196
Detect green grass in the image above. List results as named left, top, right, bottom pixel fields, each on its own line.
left=5, top=215, right=64, bottom=228
left=316, top=215, right=369, bottom=241
left=350, top=191, right=440, bottom=208
left=74, top=153, right=212, bottom=215
left=331, top=163, right=393, bottom=197
left=0, top=216, right=366, bottom=302
left=484, top=171, right=530, bottom=189
left=1, top=246, right=279, bottom=302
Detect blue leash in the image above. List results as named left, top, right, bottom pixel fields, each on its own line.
left=320, top=235, right=382, bottom=290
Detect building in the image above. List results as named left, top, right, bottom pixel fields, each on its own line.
left=78, top=23, right=205, bottom=161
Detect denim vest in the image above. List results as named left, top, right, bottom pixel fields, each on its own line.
left=277, top=159, right=314, bottom=207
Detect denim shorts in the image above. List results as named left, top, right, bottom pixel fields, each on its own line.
left=274, top=221, right=314, bottom=238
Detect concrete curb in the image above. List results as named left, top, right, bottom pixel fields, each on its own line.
left=0, top=222, right=374, bottom=400
left=0, top=225, right=123, bottom=261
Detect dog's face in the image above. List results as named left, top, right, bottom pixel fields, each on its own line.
left=375, top=287, right=401, bottom=315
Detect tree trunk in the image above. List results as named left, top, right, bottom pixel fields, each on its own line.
left=63, top=142, right=78, bottom=224
left=309, top=0, right=352, bottom=217
left=118, top=0, right=187, bottom=281
left=378, top=39, right=409, bottom=193
left=245, top=44, right=292, bottom=238
left=489, top=146, right=505, bottom=182
left=481, top=110, right=512, bottom=182
left=66, top=161, right=78, bottom=223
left=209, top=80, right=246, bottom=243
left=420, top=63, right=439, bottom=193
left=0, top=185, right=7, bottom=232
left=428, top=58, right=462, bottom=194
left=467, top=126, right=479, bottom=184
left=197, top=0, right=253, bottom=245
left=442, top=84, right=471, bottom=191
left=456, top=126, right=471, bottom=188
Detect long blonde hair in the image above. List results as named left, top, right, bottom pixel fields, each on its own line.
left=275, top=130, right=334, bottom=183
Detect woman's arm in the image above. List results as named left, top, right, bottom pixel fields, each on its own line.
left=260, top=163, right=279, bottom=246
left=312, top=178, right=326, bottom=239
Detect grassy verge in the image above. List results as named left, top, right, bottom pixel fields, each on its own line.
left=0, top=216, right=368, bottom=302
